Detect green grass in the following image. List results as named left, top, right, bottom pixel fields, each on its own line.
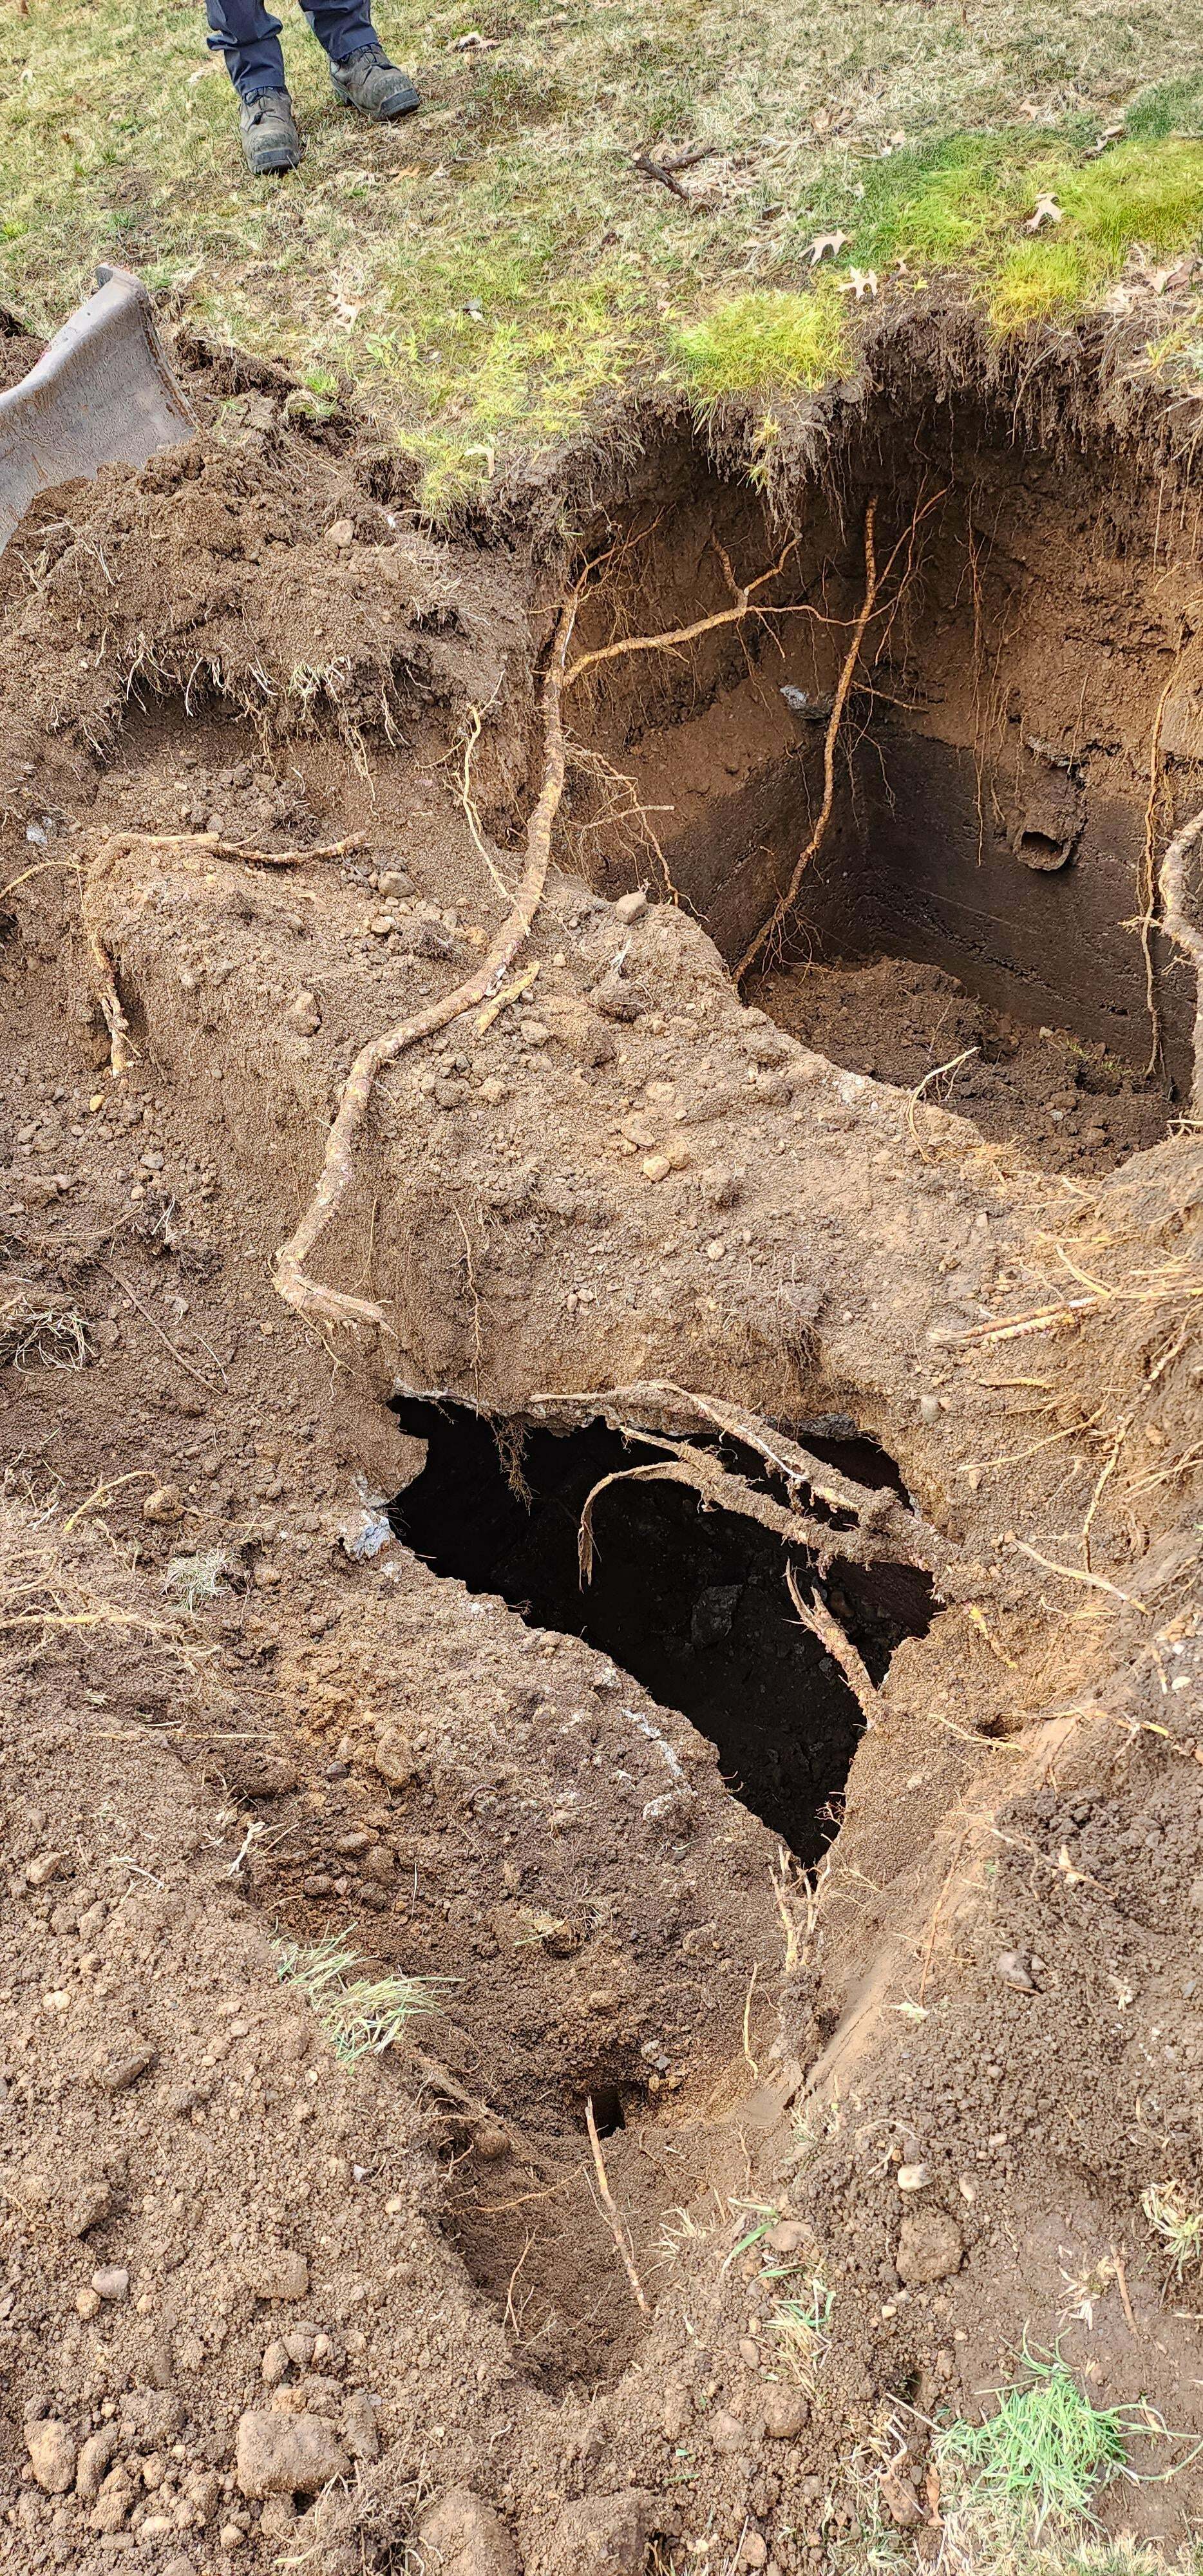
left=274, top=1926, right=450, bottom=2060
left=934, top=2351, right=1153, bottom=2533
left=3, top=7, right=1203, bottom=502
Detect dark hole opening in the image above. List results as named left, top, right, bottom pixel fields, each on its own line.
left=587, top=2087, right=626, bottom=2139
left=390, top=1399, right=932, bottom=1866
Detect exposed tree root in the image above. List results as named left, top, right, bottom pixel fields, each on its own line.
left=1155, top=800, right=1203, bottom=1115
left=538, top=1376, right=955, bottom=1584
left=786, top=1565, right=884, bottom=1729
left=576, top=1449, right=887, bottom=1731
left=735, top=498, right=879, bottom=986
left=585, top=2096, right=649, bottom=2315
left=273, top=592, right=580, bottom=1329
left=82, top=829, right=366, bottom=1075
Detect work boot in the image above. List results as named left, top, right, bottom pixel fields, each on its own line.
left=240, top=88, right=303, bottom=174
left=330, top=43, right=421, bottom=120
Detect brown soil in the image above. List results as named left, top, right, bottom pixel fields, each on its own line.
left=1, top=325, right=1203, bottom=2576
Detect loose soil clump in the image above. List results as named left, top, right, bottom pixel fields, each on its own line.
left=2, top=331, right=1203, bottom=2576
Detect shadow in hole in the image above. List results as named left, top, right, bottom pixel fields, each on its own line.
left=390, top=1401, right=932, bottom=1867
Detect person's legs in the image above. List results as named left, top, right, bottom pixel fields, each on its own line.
left=204, top=0, right=287, bottom=97
left=204, top=0, right=302, bottom=171
left=301, top=1, right=421, bottom=117
left=299, top=2, right=376, bottom=64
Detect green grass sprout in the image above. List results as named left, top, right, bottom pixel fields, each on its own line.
left=934, top=2350, right=1150, bottom=2532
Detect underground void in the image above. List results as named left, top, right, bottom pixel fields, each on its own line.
left=389, top=1401, right=931, bottom=1866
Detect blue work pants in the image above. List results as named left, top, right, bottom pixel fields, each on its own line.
left=205, top=1, right=377, bottom=100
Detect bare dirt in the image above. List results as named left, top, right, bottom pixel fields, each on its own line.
left=1, top=319, right=1203, bottom=2576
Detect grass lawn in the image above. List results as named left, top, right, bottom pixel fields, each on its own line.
left=3, top=1, right=1203, bottom=506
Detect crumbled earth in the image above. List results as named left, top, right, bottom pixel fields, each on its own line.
left=2, top=339, right=1203, bottom=2576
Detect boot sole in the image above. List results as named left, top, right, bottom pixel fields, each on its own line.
left=332, top=86, right=421, bottom=118
left=244, top=146, right=303, bottom=173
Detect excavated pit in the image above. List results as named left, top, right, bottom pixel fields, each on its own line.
left=564, top=402, right=1203, bottom=1174
left=390, top=1399, right=931, bottom=1868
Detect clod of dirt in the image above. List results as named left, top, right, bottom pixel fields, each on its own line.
left=234, top=2410, right=348, bottom=2498
left=24, top=2421, right=75, bottom=2495
left=551, top=2489, right=668, bottom=2575
left=896, top=2206, right=963, bottom=2286
left=418, top=2486, right=521, bottom=2576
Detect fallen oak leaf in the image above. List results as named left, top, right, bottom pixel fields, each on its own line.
left=837, top=266, right=878, bottom=299
left=1024, top=193, right=1063, bottom=231
left=808, top=229, right=852, bottom=265
left=1084, top=119, right=1125, bottom=159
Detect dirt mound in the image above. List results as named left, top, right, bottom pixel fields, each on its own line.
left=3, top=330, right=1203, bottom=2575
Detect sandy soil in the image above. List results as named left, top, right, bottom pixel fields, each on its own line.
left=1, top=332, right=1203, bottom=2576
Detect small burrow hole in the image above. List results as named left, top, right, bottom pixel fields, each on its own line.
left=390, top=1398, right=931, bottom=1866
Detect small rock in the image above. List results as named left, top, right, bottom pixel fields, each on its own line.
left=75, top=2286, right=102, bottom=2320
left=249, top=2248, right=309, bottom=2302
left=919, top=1392, right=941, bottom=1427
left=765, top=2219, right=808, bottom=2256
left=896, top=2163, right=931, bottom=2193
left=378, top=870, right=411, bottom=898
left=285, top=990, right=321, bottom=1036
left=879, top=2467, right=925, bottom=2529
left=325, top=518, right=354, bottom=550
left=91, top=2468, right=135, bottom=2533
left=520, top=1020, right=549, bottom=1047
left=742, top=2539, right=769, bottom=2571
left=142, top=1485, right=184, bottom=1524
left=996, top=1948, right=1040, bottom=1993
left=374, top=1728, right=416, bottom=1787
left=342, top=2390, right=379, bottom=2463
left=91, top=2266, right=130, bottom=2302
left=896, top=2207, right=963, bottom=2287
left=708, top=2409, right=747, bottom=2453
left=551, top=2490, right=664, bottom=2573
left=763, top=2387, right=810, bottom=2439
left=594, top=968, right=644, bottom=1022
left=261, top=2340, right=290, bottom=2387
left=26, top=2420, right=76, bottom=2494
left=739, top=2336, right=760, bottom=2369
left=76, top=2427, right=119, bottom=2503
left=642, top=1153, right=672, bottom=1184
left=219, top=2528, right=245, bottom=2552
left=234, top=2409, right=348, bottom=2498
left=283, top=2328, right=317, bottom=2368
left=699, top=1164, right=741, bottom=1210
left=226, top=1747, right=298, bottom=1797
left=66, top=2176, right=115, bottom=2237
left=93, top=2044, right=157, bottom=2094
left=473, top=2123, right=511, bottom=2161
left=418, top=2484, right=520, bottom=2576
left=614, top=889, right=648, bottom=924
left=24, top=1850, right=64, bottom=1886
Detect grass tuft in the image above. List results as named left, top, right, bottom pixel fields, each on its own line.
left=163, top=1550, right=227, bottom=1612
left=1141, top=2179, right=1203, bottom=2276
left=934, top=2351, right=1143, bottom=2532
left=275, top=1926, right=450, bottom=2061
left=673, top=286, right=849, bottom=406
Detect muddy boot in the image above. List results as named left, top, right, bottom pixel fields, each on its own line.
left=240, top=89, right=303, bottom=175
left=329, top=43, right=421, bottom=120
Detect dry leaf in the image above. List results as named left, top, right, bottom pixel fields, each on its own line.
left=837, top=267, right=878, bottom=300
left=808, top=229, right=852, bottom=265
left=1024, top=194, right=1063, bottom=232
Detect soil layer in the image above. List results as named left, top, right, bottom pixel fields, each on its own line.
left=1, top=332, right=1203, bottom=2576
